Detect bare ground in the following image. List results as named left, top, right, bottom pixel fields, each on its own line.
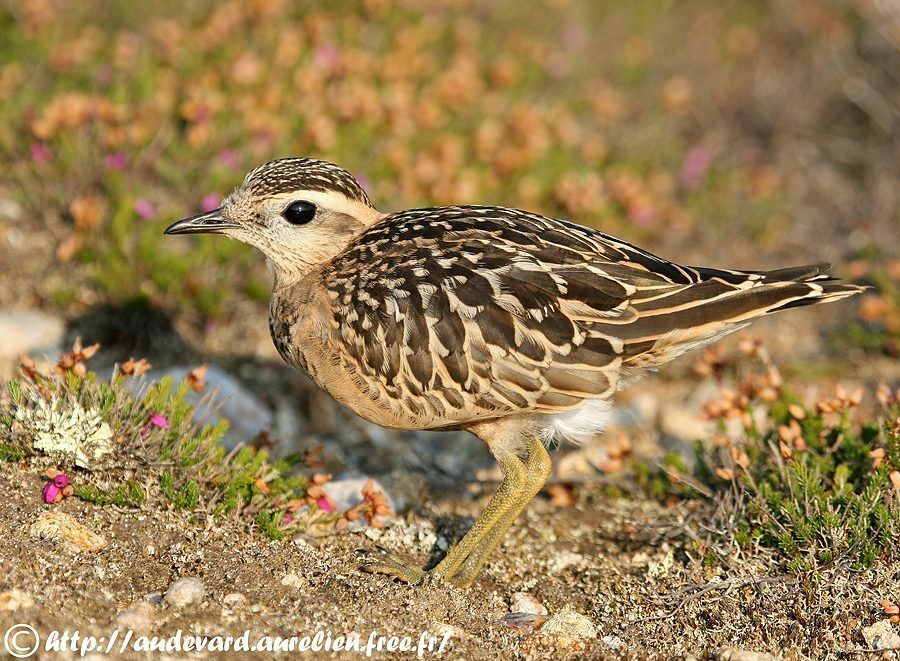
left=2, top=443, right=898, bottom=660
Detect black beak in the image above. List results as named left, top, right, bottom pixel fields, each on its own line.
left=164, top=208, right=239, bottom=235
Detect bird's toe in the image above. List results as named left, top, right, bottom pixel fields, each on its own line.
left=359, top=555, right=427, bottom=584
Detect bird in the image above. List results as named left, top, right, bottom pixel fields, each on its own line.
left=165, top=157, right=864, bottom=587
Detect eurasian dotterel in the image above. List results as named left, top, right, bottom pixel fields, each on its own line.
left=165, top=157, right=863, bottom=587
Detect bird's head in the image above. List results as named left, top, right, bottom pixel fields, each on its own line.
left=165, top=158, right=383, bottom=282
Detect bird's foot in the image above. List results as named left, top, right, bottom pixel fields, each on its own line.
left=359, top=555, right=427, bottom=584
left=359, top=552, right=480, bottom=587
left=359, top=436, right=552, bottom=589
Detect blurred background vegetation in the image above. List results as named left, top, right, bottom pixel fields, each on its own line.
left=0, top=0, right=897, bottom=364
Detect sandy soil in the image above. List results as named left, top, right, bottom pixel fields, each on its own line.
left=2, top=449, right=897, bottom=660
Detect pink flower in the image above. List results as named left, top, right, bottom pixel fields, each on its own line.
left=149, top=413, right=169, bottom=429
left=30, top=143, right=50, bottom=164
left=316, top=496, right=334, bottom=513
left=218, top=149, right=240, bottom=169
left=201, top=193, right=221, bottom=212
left=283, top=513, right=295, bottom=524
left=353, top=172, right=372, bottom=196
left=562, top=25, right=587, bottom=52
left=629, top=202, right=659, bottom=228
left=104, top=152, right=128, bottom=171
left=680, top=145, right=712, bottom=191
left=134, top=198, right=156, bottom=220
left=313, top=43, right=339, bottom=69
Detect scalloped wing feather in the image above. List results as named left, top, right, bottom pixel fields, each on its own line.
left=319, top=206, right=863, bottom=437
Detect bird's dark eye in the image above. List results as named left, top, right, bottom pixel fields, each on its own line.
left=282, top=200, right=316, bottom=225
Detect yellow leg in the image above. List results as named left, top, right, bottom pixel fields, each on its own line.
left=451, top=437, right=551, bottom=586
left=360, top=436, right=551, bottom=587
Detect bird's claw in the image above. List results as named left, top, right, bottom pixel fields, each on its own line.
left=359, top=556, right=427, bottom=584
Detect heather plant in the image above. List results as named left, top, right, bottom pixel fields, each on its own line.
left=633, top=340, right=900, bottom=573
left=708, top=395, right=900, bottom=572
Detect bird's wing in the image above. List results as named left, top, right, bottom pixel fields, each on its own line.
left=322, top=206, right=861, bottom=426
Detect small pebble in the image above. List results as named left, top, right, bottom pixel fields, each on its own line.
left=510, top=591, right=548, bottom=616
left=163, top=578, right=206, bottom=608
left=602, top=635, right=625, bottom=649
left=30, top=511, right=107, bottom=552
left=499, top=612, right=548, bottom=630
left=548, top=550, right=585, bottom=573
left=541, top=607, right=597, bottom=639
left=223, top=593, right=247, bottom=608
left=861, top=620, right=900, bottom=651
left=0, top=589, right=34, bottom=612
left=715, top=649, right=776, bottom=661
left=113, top=602, right=155, bottom=635
left=281, top=573, right=303, bottom=588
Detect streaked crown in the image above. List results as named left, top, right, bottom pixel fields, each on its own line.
left=242, top=158, right=372, bottom=207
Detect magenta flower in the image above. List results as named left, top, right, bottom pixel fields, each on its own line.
left=42, top=473, right=70, bottom=504
left=149, top=413, right=169, bottom=429
left=30, top=143, right=50, bottom=164
left=316, top=496, right=334, bottom=513
left=104, top=152, right=128, bottom=171
left=134, top=198, right=156, bottom=220
left=201, top=193, right=221, bottom=212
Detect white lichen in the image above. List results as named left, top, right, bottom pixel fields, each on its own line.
left=15, top=393, right=113, bottom=469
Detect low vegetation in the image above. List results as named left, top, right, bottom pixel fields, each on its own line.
left=632, top=339, right=900, bottom=574
left=0, top=342, right=334, bottom=540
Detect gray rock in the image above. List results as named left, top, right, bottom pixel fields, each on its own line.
left=133, top=366, right=272, bottom=448
left=0, top=310, right=64, bottom=360
left=163, top=577, right=206, bottom=608
left=377, top=469, right=428, bottom=513
left=601, top=635, right=625, bottom=649
left=322, top=473, right=396, bottom=514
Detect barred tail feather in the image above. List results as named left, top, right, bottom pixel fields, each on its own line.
left=608, top=264, right=865, bottom=369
